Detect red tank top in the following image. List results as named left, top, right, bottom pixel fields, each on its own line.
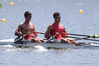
left=50, top=23, right=65, bottom=39
left=24, top=34, right=36, bottom=40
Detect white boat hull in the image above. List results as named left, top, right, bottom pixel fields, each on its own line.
left=0, top=39, right=99, bottom=49
left=12, top=43, right=99, bottom=49
left=0, top=39, right=14, bottom=45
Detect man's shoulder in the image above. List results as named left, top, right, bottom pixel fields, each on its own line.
left=18, top=22, right=24, bottom=27
left=30, top=23, right=34, bottom=26
left=59, top=24, right=64, bottom=27
left=49, top=24, right=53, bottom=27
left=19, top=23, right=23, bottom=26
left=47, top=24, right=53, bottom=29
left=30, top=22, right=34, bottom=25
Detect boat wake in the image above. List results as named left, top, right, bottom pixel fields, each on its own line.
left=1, top=44, right=48, bottom=52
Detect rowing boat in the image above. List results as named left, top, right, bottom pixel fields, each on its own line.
left=0, top=39, right=14, bottom=45
left=0, top=39, right=99, bottom=49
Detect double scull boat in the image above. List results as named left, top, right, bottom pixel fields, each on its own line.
left=0, top=39, right=99, bottom=49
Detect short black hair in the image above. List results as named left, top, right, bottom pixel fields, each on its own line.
left=53, top=12, right=60, bottom=18
left=24, top=11, right=32, bottom=17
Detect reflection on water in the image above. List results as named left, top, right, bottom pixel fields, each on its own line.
left=0, top=45, right=99, bottom=66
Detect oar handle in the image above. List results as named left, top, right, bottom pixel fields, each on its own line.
left=11, top=34, right=28, bottom=45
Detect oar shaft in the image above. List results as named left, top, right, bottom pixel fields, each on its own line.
left=37, top=32, right=45, bottom=34
left=68, top=33, right=99, bottom=38
left=68, top=33, right=89, bottom=37
left=37, top=32, right=89, bottom=36
left=67, top=36, right=99, bottom=41
left=11, top=34, right=28, bottom=45
left=37, top=32, right=99, bottom=38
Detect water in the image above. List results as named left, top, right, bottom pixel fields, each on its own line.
left=0, top=0, right=99, bottom=66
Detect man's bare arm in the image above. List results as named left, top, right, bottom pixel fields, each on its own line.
left=15, top=24, right=22, bottom=36
left=64, top=28, right=66, bottom=33
left=33, top=25, right=38, bottom=36
left=45, top=25, right=53, bottom=38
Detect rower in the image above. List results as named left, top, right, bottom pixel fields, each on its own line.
left=45, top=12, right=78, bottom=45
left=15, top=11, right=44, bottom=43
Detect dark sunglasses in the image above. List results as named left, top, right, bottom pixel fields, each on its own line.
left=26, top=15, right=32, bottom=18
left=55, top=16, right=61, bottom=19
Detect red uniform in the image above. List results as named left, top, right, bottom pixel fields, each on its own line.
left=24, top=34, right=36, bottom=40
left=50, top=23, right=66, bottom=39
left=24, top=32, right=38, bottom=40
left=23, top=33, right=40, bottom=42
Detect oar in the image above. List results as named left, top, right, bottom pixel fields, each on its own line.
left=10, top=36, right=23, bottom=45
left=36, top=32, right=99, bottom=41
left=37, top=32, right=45, bottom=34
left=11, top=32, right=44, bottom=45
left=75, top=42, right=99, bottom=46
left=32, top=32, right=99, bottom=42
left=68, top=33, right=99, bottom=38
left=33, top=32, right=45, bottom=34
left=10, top=34, right=28, bottom=45
left=67, top=36, right=99, bottom=42
left=36, top=32, right=99, bottom=38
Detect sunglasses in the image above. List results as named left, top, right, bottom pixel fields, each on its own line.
left=26, top=15, right=32, bottom=18
left=55, top=16, right=61, bottom=19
